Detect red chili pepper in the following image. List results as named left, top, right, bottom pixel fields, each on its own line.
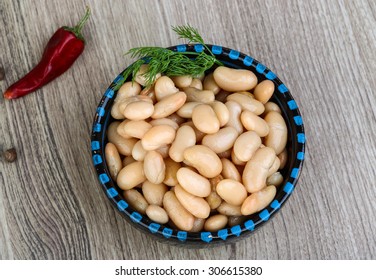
left=3, top=7, right=90, bottom=100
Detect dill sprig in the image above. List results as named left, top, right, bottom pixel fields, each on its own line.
left=112, top=25, right=222, bottom=90
left=172, top=24, right=215, bottom=56
left=172, top=25, right=204, bottom=44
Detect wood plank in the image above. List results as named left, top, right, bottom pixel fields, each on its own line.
left=0, top=0, right=375, bottom=259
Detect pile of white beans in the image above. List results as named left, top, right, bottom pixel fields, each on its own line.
left=105, top=65, right=288, bottom=232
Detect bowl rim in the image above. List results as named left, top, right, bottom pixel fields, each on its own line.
left=91, top=44, right=305, bottom=245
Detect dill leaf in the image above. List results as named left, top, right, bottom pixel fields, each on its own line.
left=113, top=25, right=222, bottom=89
left=172, top=25, right=204, bottom=44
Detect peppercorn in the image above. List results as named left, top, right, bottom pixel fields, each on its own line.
left=3, top=148, right=17, bottom=162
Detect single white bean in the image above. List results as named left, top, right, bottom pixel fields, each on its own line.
left=241, top=185, right=277, bottom=215
left=143, top=151, right=166, bottom=184
left=254, top=80, right=275, bottom=104
left=107, top=122, right=137, bottom=156
left=217, top=202, right=242, bottom=216
left=116, top=81, right=142, bottom=100
left=240, top=110, right=270, bottom=137
left=176, top=167, right=211, bottom=197
left=210, top=101, right=230, bottom=127
left=183, top=145, right=223, bottom=178
left=264, top=111, right=288, bottom=155
left=169, top=125, right=196, bottom=162
left=104, top=142, right=122, bottom=180
left=152, top=91, right=187, bottom=119
left=117, top=161, right=146, bottom=190
left=221, top=158, right=241, bottom=182
left=242, top=147, right=276, bottom=193
left=142, top=181, right=168, bottom=206
left=202, top=127, right=238, bottom=154
left=141, top=125, right=176, bottom=151
left=118, top=120, right=152, bottom=139
left=174, top=185, right=210, bottom=219
left=146, top=205, right=169, bottom=224
left=213, top=66, right=258, bottom=92
left=163, top=191, right=194, bottom=231
left=266, top=172, right=284, bottom=187
left=154, top=76, right=179, bottom=101
left=203, top=72, right=220, bottom=94
left=233, top=131, right=262, bottom=162
left=123, top=101, right=154, bottom=120
left=225, top=100, right=244, bottom=135
left=171, top=75, right=192, bottom=88
left=204, top=214, right=228, bottom=231
left=216, top=179, right=247, bottom=206
left=123, top=189, right=148, bottom=214
left=192, top=104, right=220, bottom=134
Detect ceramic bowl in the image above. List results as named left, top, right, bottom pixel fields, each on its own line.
left=91, top=44, right=305, bottom=246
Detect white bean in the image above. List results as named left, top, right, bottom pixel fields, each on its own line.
left=143, top=151, right=166, bottom=184
left=169, top=125, right=196, bottom=162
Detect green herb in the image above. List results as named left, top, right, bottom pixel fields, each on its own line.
left=172, top=25, right=215, bottom=57
left=113, top=25, right=222, bottom=90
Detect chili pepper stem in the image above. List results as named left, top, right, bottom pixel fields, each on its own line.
left=63, top=6, right=90, bottom=41
left=74, top=6, right=91, bottom=34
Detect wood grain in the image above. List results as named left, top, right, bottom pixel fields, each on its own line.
left=0, top=0, right=375, bottom=259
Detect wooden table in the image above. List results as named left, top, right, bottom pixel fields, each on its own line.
left=0, top=0, right=375, bottom=260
